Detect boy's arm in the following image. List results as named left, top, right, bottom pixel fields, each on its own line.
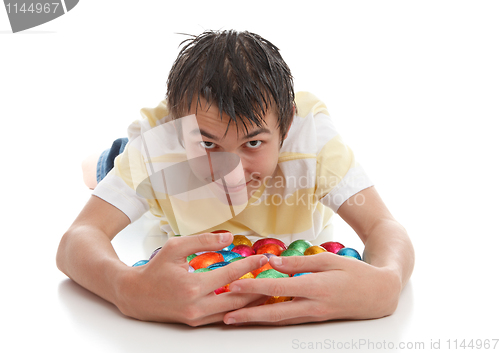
left=222, top=186, right=415, bottom=325
left=57, top=195, right=269, bottom=326
left=338, top=186, right=415, bottom=290
left=56, top=195, right=132, bottom=305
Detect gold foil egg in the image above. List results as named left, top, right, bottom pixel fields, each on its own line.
left=304, top=245, right=327, bottom=255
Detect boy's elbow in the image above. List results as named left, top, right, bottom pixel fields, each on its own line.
left=56, top=231, right=71, bottom=275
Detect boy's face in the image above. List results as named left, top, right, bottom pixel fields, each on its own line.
left=181, top=99, right=285, bottom=200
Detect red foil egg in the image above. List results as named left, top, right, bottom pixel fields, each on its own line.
left=214, top=284, right=230, bottom=295
left=252, top=238, right=287, bottom=253
left=256, top=243, right=284, bottom=256
left=211, top=230, right=231, bottom=234
left=232, top=244, right=255, bottom=257
left=320, top=241, right=345, bottom=254
left=189, top=252, right=224, bottom=270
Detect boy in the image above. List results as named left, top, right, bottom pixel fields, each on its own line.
left=57, top=30, right=414, bottom=326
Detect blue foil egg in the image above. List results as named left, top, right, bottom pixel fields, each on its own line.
left=222, top=243, right=235, bottom=251
left=208, top=261, right=231, bottom=270
left=293, top=272, right=312, bottom=277
left=216, top=250, right=242, bottom=262
left=132, top=260, right=149, bottom=267
left=337, top=247, right=362, bottom=260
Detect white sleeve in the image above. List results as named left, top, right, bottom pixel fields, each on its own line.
left=92, top=174, right=150, bottom=223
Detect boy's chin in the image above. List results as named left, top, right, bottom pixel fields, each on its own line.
left=207, top=183, right=250, bottom=207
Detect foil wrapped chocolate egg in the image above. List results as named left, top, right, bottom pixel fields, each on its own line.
left=186, top=253, right=197, bottom=262
left=211, top=229, right=232, bottom=234
left=337, top=247, right=362, bottom=260
left=304, top=245, right=327, bottom=256
left=222, top=243, right=234, bottom=251
left=280, top=249, right=303, bottom=257
left=216, top=250, right=242, bottom=262
left=189, top=252, right=224, bottom=270
left=264, top=296, right=293, bottom=305
left=320, top=241, right=345, bottom=254
left=252, top=238, right=287, bottom=253
left=232, top=234, right=252, bottom=247
left=193, top=267, right=212, bottom=273
left=232, top=244, right=255, bottom=257
left=229, top=256, right=245, bottom=263
left=288, top=239, right=313, bottom=254
left=149, top=247, right=162, bottom=260
left=132, top=260, right=149, bottom=267
left=256, top=243, right=284, bottom=256
left=239, top=271, right=255, bottom=280
left=251, top=262, right=274, bottom=277
left=293, top=272, right=312, bottom=277
left=207, top=261, right=231, bottom=270
left=256, top=269, right=289, bottom=279
left=214, top=284, right=230, bottom=295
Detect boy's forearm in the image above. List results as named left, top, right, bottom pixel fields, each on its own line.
left=362, top=219, right=415, bottom=289
left=56, top=225, right=128, bottom=306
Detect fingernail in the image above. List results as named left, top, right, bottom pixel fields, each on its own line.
left=225, top=317, right=236, bottom=325
left=273, top=256, right=283, bottom=267
left=218, top=233, right=231, bottom=243
left=230, top=284, right=240, bottom=292
left=260, top=256, right=269, bottom=267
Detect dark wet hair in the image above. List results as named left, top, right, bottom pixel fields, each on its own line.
left=166, top=30, right=295, bottom=144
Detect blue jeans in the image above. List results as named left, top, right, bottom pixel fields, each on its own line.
left=96, top=138, right=129, bottom=183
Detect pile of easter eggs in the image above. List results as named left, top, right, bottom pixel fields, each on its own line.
left=132, top=230, right=362, bottom=304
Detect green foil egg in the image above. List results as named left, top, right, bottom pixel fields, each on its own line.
left=229, top=256, right=245, bottom=263
left=288, top=240, right=313, bottom=254
left=194, top=267, right=212, bottom=273
left=280, top=249, right=303, bottom=257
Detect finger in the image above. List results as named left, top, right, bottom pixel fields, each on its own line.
left=199, top=255, right=269, bottom=292
left=209, top=292, right=266, bottom=312
left=231, top=316, right=320, bottom=326
left=229, top=274, right=322, bottom=298
left=268, top=251, right=361, bottom=274
left=180, top=293, right=264, bottom=327
left=158, top=232, right=234, bottom=264
left=224, top=298, right=322, bottom=325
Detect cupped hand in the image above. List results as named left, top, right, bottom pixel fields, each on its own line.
left=115, top=232, right=269, bottom=326
left=223, top=252, right=402, bottom=326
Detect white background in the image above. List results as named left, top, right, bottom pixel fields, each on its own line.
left=1, top=1, right=499, bottom=352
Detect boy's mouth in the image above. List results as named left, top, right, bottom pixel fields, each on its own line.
left=213, top=179, right=253, bottom=193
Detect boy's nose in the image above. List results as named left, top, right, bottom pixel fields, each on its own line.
left=208, top=151, right=245, bottom=186
left=220, top=159, right=245, bottom=186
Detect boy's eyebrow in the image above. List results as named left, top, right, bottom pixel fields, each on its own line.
left=189, top=127, right=271, bottom=141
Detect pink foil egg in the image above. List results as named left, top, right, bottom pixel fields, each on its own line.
left=320, top=241, right=345, bottom=254
left=232, top=244, right=255, bottom=257
left=252, top=238, right=287, bottom=253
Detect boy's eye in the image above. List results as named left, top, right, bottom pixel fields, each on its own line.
left=200, top=141, right=216, bottom=149
left=246, top=140, right=262, bottom=148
